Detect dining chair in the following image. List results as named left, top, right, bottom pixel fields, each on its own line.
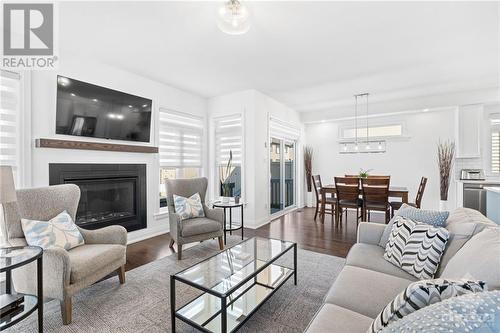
left=344, top=174, right=359, bottom=178
left=390, top=177, right=427, bottom=217
left=312, top=175, right=336, bottom=222
left=361, top=177, right=391, bottom=223
left=367, top=175, right=391, bottom=179
left=334, top=177, right=362, bottom=225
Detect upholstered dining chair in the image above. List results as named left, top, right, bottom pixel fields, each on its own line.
left=361, top=177, right=391, bottom=223
left=166, top=177, right=224, bottom=260
left=390, top=177, right=427, bottom=217
left=312, top=175, right=336, bottom=221
left=0, top=184, right=127, bottom=325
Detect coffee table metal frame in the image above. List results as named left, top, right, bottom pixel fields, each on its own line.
left=170, top=237, right=297, bottom=333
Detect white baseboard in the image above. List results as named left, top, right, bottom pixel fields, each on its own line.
left=127, top=224, right=170, bottom=244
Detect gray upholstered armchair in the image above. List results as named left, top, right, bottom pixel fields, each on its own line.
left=0, top=184, right=127, bottom=325
left=166, top=177, right=224, bottom=259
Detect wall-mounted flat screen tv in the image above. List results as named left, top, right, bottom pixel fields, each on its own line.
left=55, top=76, right=152, bottom=142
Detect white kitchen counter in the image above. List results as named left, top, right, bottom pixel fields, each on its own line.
left=485, top=187, right=500, bottom=194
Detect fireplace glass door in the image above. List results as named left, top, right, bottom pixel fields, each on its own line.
left=74, top=178, right=137, bottom=227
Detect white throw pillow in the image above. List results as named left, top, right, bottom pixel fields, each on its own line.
left=21, top=210, right=85, bottom=250
left=441, top=227, right=500, bottom=290
left=384, top=216, right=449, bottom=279
left=173, top=193, right=205, bottom=221
left=368, top=279, right=488, bottom=333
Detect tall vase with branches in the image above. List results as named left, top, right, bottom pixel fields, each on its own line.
left=219, top=150, right=233, bottom=202
left=437, top=140, right=455, bottom=211
left=304, top=146, right=313, bottom=207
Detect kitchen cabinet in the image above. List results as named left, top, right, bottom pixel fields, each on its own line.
left=456, top=104, right=482, bottom=158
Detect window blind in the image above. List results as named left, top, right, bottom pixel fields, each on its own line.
left=215, top=114, right=242, bottom=166
left=269, top=118, right=300, bottom=141
left=492, top=114, right=500, bottom=173
left=0, top=70, right=20, bottom=169
left=159, top=109, right=203, bottom=168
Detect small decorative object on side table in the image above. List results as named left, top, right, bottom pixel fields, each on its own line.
left=213, top=200, right=245, bottom=244
left=0, top=246, right=43, bottom=332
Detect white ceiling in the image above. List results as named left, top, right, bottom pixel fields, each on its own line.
left=59, top=1, right=499, bottom=114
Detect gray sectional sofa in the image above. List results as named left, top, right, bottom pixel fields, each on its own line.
left=305, top=208, right=499, bottom=332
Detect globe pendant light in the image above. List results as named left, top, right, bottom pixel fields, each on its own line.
left=217, top=0, right=250, bottom=35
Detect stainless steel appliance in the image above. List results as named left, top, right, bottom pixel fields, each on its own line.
left=463, top=183, right=500, bottom=215
left=460, top=169, right=485, bottom=180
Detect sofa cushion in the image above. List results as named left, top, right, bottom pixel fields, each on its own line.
left=441, top=227, right=500, bottom=290
left=305, top=303, right=372, bottom=333
left=68, top=244, right=126, bottom=284
left=181, top=217, right=221, bottom=237
left=378, top=204, right=450, bottom=247
left=369, top=278, right=487, bottom=333
left=324, top=266, right=414, bottom=318
left=346, top=243, right=418, bottom=281
left=436, top=207, right=497, bottom=277
left=381, top=290, right=500, bottom=333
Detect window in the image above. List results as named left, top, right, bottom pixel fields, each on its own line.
left=0, top=70, right=22, bottom=184
left=491, top=114, right=500, bottom=173
left=214, top=114, right=242, bottom=198
left=341, top=124, right=403, bottom=140
left=159, top=109, right=203, bottom=207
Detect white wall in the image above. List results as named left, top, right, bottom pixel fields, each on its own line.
left=30, top=56, right=207, bottom=243
left=208, top=90, right=303, bottom=228
left=305, top=108, right=457, bottom=210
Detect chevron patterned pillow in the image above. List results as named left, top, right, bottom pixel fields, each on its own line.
left=384, top=216, right=450, bottom=279
left=368, top=279, right=488, bottom=333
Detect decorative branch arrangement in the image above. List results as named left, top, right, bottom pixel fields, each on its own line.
left=304, top=146, right=313, bottom=192
left=219, top=150, right=233, bottom=197
left=437, top=140, right=455, bottom=201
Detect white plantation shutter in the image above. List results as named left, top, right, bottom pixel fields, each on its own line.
left=269, top=117, right=300, bottom=141
left=0, top=70, right=20, bottom=170
left=215, top=114, right=243, bottom=167
left=492, top=114, right=500, bottom=173
left=159, top=109, right=203, bottom=168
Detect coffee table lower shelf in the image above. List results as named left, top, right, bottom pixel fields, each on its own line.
left=174, top=264, right=294, bottom=333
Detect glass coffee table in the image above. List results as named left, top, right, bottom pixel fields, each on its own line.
left=170, top=237, right=297, bottom=333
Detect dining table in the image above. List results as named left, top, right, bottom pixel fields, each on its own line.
left=320, top=184, right=409, bottom=224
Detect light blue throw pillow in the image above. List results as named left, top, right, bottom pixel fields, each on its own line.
left=173, top=193, right=205, bottom=221
left=397, top=203, right=449, bottom=227
left=379, top=204, right=450, bottom=247
left=381, top=290, right=500, bottom=333
left=21, top=210, right=84, bottom=250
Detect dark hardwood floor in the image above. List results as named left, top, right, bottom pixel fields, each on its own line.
left=125, top=207, right=385, bottom=271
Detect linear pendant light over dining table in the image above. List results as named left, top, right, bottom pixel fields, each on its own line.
left=340, top=93, right=387, bottom=154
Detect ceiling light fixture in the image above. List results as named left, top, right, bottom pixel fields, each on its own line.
left=217, top=0, right=250, bottom=35
left=339, top=93, right=386, bottom=154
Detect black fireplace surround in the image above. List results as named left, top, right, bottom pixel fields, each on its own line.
left=49, top=164, right=146, bottom=232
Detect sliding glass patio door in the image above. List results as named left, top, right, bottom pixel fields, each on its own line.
left=270, top=138, right=296, bottom=214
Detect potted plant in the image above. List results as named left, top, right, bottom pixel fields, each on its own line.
left=304, top=146, right=313, bottom=207
left=219, top=150, right=233, bottom=203
left=437, top=140, right=455, bottom=211
left=358, top=168, right=373, bottom=178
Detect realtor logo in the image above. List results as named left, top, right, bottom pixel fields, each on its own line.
left=2, top=3, right=57, bottom=69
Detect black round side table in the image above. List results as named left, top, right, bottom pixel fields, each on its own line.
left=212, top=201, right=245, bottom=244
left=0, top=246, right=43, bottom=332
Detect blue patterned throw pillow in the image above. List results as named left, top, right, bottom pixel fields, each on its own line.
left=173, top=193, right=205, bottom=221
left=21, top=210, right=85, bottom=250
left=369, top=278, right=488, bottom=333
left=379, top=204, right=450, bottom=247
left=381, top=290, right=500, bottom=333
left=397, top=203, right=449, bottom=227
